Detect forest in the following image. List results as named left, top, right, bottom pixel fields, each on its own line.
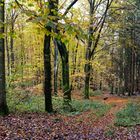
left=0, top=0, right=140, bottom=139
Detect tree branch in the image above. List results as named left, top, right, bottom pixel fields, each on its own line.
left=62, top=0, right=78, bottom=17
left=90, top=0, right=113, bottom=57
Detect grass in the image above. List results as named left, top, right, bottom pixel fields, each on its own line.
left=53, top=97, right=111, bottom=116
left=7, top=89, right=45, bottom=113
left=89, top=89, right=103, bottom=97
left=115, top=103, right=140, bottom=126
left=7, top=87, right=110, bottom=117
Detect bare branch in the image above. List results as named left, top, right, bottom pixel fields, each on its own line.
left=62, top=0, right=78, bottom=17
left=90, top=0, right=114, bottom=57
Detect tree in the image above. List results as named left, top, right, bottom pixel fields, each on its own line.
left=9, top=8, right=18, bottom=74
left=54, top=41, right=59, bottom=95
left=84, top=0, right=113, bottom=99
left=0, top=0, right=9, bottom=115
left=44, top=0, right=55, bottom=113
left=14, top=0, right=79, bottom=111
left=54, top=0, right=78, bottom=110
left=105, top=0, right=140, bottom=96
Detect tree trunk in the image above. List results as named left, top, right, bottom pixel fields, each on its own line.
left=43, top=0, right=56, bottom=113
left=71, top=41, right=79, bottom=90
left=84, top=62, right=91, bottom=99
left=0, top=0, right=9, bottom=115
left=110, top=83, right=114, bottom=94
left=54, top=41, right=59, bottom=95
left=5, top=19, right=10, bottom=76
left=52, top=0, right=71, bottom=110
left=99, top=80, right=102, bottom=90
left=84, top=2, right=94, bottom=99
left=10, top=20, right=15, bottom=72
left=54, top=39, right=72, bottom=110
left=20, top=25, right=25, bottom=82
left=44, top=26, right=53, bottom=113
left=136, top=51, right=140, bottom=93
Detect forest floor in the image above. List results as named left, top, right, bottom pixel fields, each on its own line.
left=0, top=90, right=140, bottom=140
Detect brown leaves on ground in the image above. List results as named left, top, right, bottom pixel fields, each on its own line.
left=0, top=112, right=140, bottom=140
left=0, top=94, right=140, bottom=140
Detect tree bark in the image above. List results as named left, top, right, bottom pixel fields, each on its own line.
left=53, top=0, right=72, bottom=110
left=10, top=11, right=15, bottom=72
left=44, top=26, right=53, bottom=113
left=84, top=1, right=94, bottom=99
left=43, top=0, right=55, bottom=113
left=71, top=41, right=79, bottom=90
left=0, top=0, right=9, bottom=115
left=54, top=39, right=72, bottom=109
left=5, top=16, right=10, bottom=76
left=84, top=0, right=112, bottom=99
left=54, top=42, right=59, bottom=95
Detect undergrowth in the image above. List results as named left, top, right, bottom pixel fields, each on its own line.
left=53, top=97, right=111, bottom=116
left=7, top=87, right=110, bottom=117
left=89, top=90, right=103, bottom=97
left=115, top=103, right=140, bottom=126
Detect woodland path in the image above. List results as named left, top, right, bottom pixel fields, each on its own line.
left=0, top=93, right=140, bottom=140
left=93, top=98, right=126, bottom=130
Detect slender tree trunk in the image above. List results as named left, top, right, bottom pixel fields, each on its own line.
left=84, top=62, right=91, bottom=99
left=10, top=20, right=15, bottom=72
left=131, top=50, right=135, bottom=94
left=0, top=0, right=9, bottom=115
left=84, top=2, right=94, bottom=99
left=99, top=80, right=102, bottom=90
left=111, top=83, right=114, bottom=94
left=130, top=29, right=135, bottom=95
left=20, top=25, right=25, bottom=82
left=54, top=41, right=59, bottom=95
left=136, top=51, right=140, bottom=93
left=5, top=20, right=10, bottom=76
left=84, top=0, right=112, bottom=98
left=71, top=41, right=79, bottom=89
